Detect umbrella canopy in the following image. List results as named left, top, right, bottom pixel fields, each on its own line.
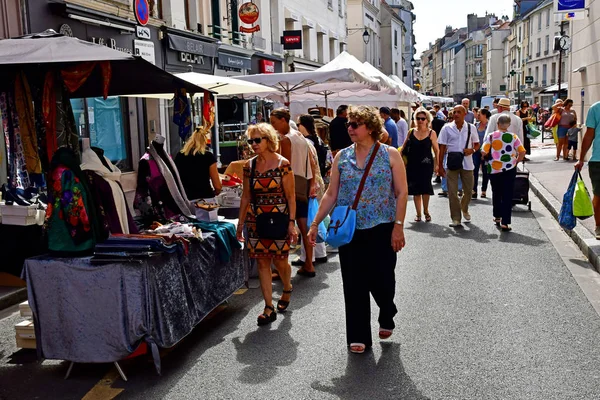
left=0, top=31, right=208, bottom=97
left=235, top=65, right=381, bottom=103
left=125, top=72, right=278, bottom=98
left=539, top=82, right=569, bottom=94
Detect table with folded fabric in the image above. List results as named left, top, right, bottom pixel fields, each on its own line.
left=22, top=230, right=247, bottom=374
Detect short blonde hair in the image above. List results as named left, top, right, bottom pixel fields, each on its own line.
left=414, top=107, right=432, bottom=124
left=348, top=105, right=384, bottom=140
left=246, top=123, right=279, bottom=152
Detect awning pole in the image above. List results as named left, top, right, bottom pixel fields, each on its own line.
left=214, top=94, right=221, bottom=166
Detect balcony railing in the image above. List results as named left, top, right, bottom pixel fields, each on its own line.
left=551, top=79, right=556, bottom=85
left=272, top=42, right=284, bottom=55
left=544, top=50, right=549, bottom=55
left=536, top=52, right=541, bottom=57
left=542, top=80, right=547, bottom=86
left=252, top=35, right=267, bottom=51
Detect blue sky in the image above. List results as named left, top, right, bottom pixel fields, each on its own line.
left=413, top=0, right=515, bottom=57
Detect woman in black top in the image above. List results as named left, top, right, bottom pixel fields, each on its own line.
left=175, top=127, right=222, bottom=200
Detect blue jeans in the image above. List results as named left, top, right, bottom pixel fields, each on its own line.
left=472, top=151, right=489, bottom=192
left=442, top=173, right=462, bottom=191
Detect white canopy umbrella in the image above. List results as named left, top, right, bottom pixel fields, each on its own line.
left=235, top=56, right=382, bottom=108
left=125, top=72, right=278, bottom=161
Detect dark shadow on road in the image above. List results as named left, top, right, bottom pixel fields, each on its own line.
left=232, top=316, right=299, bottom=384
left=6, top=348, right=37, bottom=364
left=311, top=342, right=430, bottom=400
left=498, top=230, right=547, bottom=245
left=568, top=258, right=598, bottom=272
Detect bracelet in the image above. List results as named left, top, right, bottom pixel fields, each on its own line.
left=289, top=219, right=296, bottom=223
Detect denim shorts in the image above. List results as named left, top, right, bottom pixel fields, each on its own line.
left=557, top=126, right=569, bottom=139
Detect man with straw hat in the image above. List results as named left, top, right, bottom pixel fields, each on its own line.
left=485, top=98, right=524, bottom=145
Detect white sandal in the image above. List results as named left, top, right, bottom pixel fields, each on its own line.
left=349, top=343, right=366, bottom=354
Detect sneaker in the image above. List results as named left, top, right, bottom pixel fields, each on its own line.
left=449, top=220, right=462, bottom=227
left=595, top=227, right=600, bottom=240
left=463, top=213, right=471, bottom=222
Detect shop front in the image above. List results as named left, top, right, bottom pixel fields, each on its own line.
left=163, top=28, right=219, bottom=75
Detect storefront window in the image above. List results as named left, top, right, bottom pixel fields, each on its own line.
left=70, top=96, right=132, bottom=171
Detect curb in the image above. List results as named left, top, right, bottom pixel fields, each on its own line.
left=0, top=287, right=27, bottom=311
left=527, top=168, right=600, bottom=273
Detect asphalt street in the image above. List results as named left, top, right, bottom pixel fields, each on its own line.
left=2, top=180, right=600, bottom=400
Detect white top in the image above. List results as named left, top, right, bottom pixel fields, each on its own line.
left=438, top=121, right=479, bottom=171
left=286, top=130, right=313, bottom=179
left=486, top=110, right=524, bottom=144
left=436, top=111, right=446, bottom=120
left=396, top=118, right=409, bottom=147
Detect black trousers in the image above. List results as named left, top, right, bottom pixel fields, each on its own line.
left=490, top=168, right=517, bottom=225
left=338, top=222, right=398, bottom=347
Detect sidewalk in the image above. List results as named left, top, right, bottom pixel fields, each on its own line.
left=525, top=140, right=600, bottom=271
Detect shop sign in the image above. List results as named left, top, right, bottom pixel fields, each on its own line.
left=90, top=37, right=132, bottom=54
left=134, top=39, right=155, bottom=64
left=554, top=0, right=587, bottom=13
left=136, top=26, right=151, bottom=39
left=282, top=30, right=302, bottom=50
left=135, top=0, right=150, bottom=26
left=180, top=52, right=206, bottom=65
left=239, top=2, right=260, bottom=33
left=259, top=60, right=275, bottom=73
left=218, top=53, right=252, bottom=70
left=168, top=34, right=218, bottom=57
left=59, top=24, right=73, bottom=37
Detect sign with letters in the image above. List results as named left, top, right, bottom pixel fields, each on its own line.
left=282, top=30, right=302, bottom=50
left=134, top=39, right=155, bottom=64
left=554, top=0, right=587, bottom=13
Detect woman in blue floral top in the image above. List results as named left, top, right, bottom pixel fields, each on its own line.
left=308, top=105, right=408, bottom=354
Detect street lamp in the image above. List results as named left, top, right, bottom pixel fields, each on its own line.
left=362, top=28, right=370, bottom=44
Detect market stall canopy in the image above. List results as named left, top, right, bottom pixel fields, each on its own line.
left=125, top=72, right=278, bottom=99
left=539, top=82, right=569, bottom=94
left=234, top=63, right=381, bottom=103
left=0, top=30, right=208, bottom=97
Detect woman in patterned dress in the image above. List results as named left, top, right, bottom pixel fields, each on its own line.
left=236, top=123, right=298, bottom=325
left=307, top=106, right=408, bottom=354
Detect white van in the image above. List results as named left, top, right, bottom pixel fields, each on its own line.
left=480, top=95, right=507, bottom=111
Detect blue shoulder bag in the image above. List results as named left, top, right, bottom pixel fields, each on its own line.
left=326, top=143, right=380, bottom=248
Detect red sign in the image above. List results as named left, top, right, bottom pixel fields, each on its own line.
left=239, top=2, right=260, bottom=33
left=282, top=30, right=302, bottom=50
left=259, top=60, right=275, bottom=74
left=135, top=0, right=150, bottom=26
left=284, top=36, right=300, bottom=44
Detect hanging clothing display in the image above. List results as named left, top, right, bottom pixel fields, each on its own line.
left=0, top=114, right=6, bottom=186
left=173, top=88, right=192, bottom=140
left=46, top=148, right=107, bottom=255
left=134, top=139, right=195, bottom=221
left=0, top=91, right=30, bottom=188
left=14, top=72, right=41, bottom=174
left=81, top=147, right=137, bottom=235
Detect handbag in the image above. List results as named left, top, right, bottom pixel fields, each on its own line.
left=294, top=151, right=310, bottom=203
left=558, top=171, right=578, bottom=230
left=326, top=142, right=380, bottom=248
left=544, top=113, right=560, bottom=129
left=446, top=124, right=471, bottom=171
left=250, top=158, right=289, bottom=240
left=527, top=122, right=541, bottom=138
left=573, top=171, right=594, bottom=220
left=401, top=129, right=413, bottom=165
left=308, top=197, right=328, bottom=243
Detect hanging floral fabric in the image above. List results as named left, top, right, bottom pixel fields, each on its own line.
left=0, top=92, right=30, bottom=188
left=173, top=88, right=192, bottom=140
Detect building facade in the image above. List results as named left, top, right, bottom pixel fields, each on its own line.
left=486, top=21, right=511, bottom=97
left=387, top=0, right=416, bottom=87
left=380, top=1, right=404, bottom=77
left=347, top=0, right=381, bottom=68
left=0, top=0, right=26, bottom=39
left=569, top=0, right=600, bottom=124
left=282, top=0, right=348, bottom=71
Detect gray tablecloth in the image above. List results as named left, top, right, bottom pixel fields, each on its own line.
left=23, top=233, right=247, bottom=373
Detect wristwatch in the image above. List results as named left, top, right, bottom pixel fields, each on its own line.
left=394, top=220, right=403, bottom=226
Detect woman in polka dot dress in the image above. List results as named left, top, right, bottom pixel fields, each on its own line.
left=481, top=115, right=526, bottom=231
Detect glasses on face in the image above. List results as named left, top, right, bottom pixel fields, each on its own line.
left=346, top=121, right=364, bottom=130
left=416, top=117, right=427, bottom=121
left=247, top=137, right=267, bottom=145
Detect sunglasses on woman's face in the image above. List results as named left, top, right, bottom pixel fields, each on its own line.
left=345, top=121, right=364, bottom=130
left=416, top=117, right=427, bottom=121
left=247, top=137, right=267, bottom=145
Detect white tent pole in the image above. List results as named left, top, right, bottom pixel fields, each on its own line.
left=214, top=94, right=221, bottom=166
left=325, top=92, right=329, bottom=113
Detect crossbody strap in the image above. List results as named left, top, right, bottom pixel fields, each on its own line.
left=352, top=142, right=380, bottom=210
left=249, top=157, right=258, bottom=214
left=464, top=124, right=471, bottom=150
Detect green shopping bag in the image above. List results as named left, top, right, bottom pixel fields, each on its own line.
left=573, top=171, right=594, bottom=219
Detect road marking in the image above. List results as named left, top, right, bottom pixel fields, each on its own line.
left=81, top=369, right=123, bottom=400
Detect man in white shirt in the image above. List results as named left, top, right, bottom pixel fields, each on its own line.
left=438, top=105, right=480, bottom=227
left=434, top=104, right=446, bottom=120
left=391, top=108, right=409, bottom=146
left=462, top=98, right=475, bottom=124
left=486, top=98, right=524, bottom=144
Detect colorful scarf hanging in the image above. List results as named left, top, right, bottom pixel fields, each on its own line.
left=173, top=88, right=192, bottom=140
left=14, top=72, right=41, bottom=174
left=203, top=90, right=215, bottom=130
left=0, top=92, right=30, bottom=189
left=61, top=61, right=111, bottom=100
